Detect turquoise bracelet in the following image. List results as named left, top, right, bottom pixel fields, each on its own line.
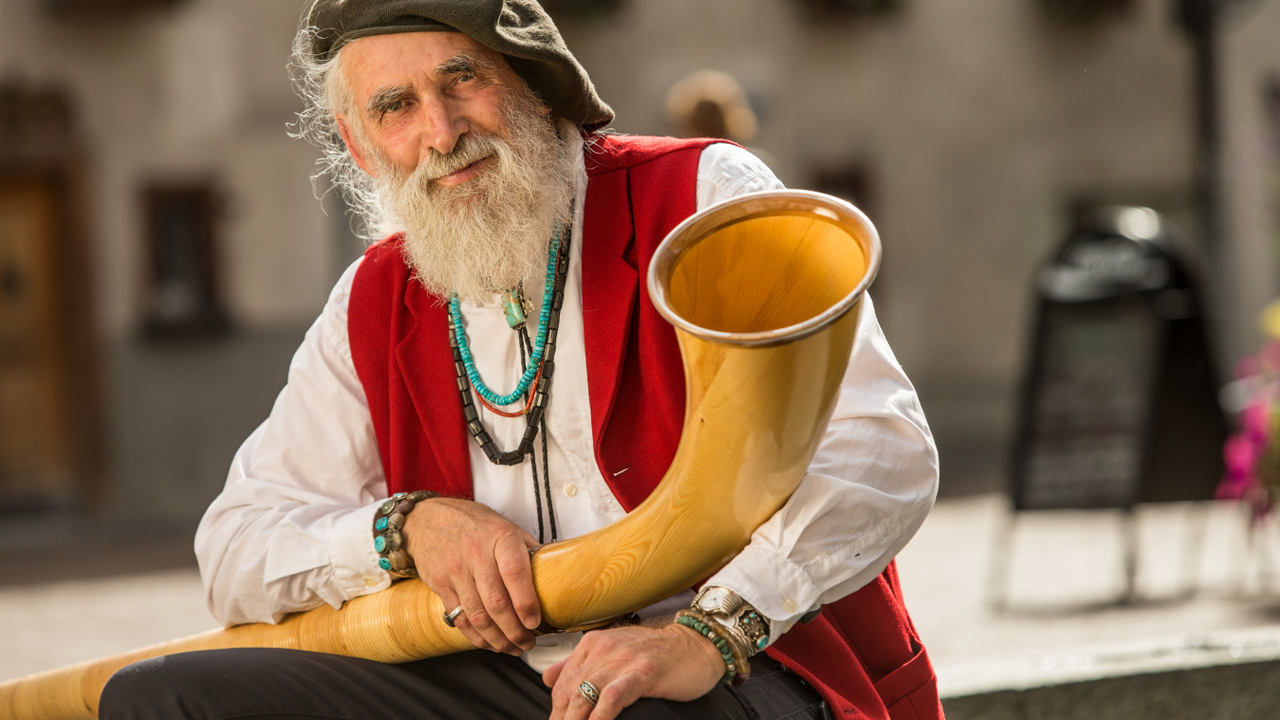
left=373, top=490, right=439, bottom=579
left=675, top=611, right=749, bottom=685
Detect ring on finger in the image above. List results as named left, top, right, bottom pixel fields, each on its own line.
left=444, top=605, right=465, bottom=628
left=578, top=680, right=600, bottom=705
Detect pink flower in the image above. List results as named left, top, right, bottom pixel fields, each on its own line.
left=1219, top=433, right=1262, bottom=501
left=1218, top=343, right=1280, bottom=521
left=1216, top=477, right=1250, bottom=501
left=1225, top=434, right=1260, bottom=474
left=1242, top=402, right=1272, bottom=446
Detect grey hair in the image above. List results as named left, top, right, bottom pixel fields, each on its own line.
left=288, top=25, right=394, bottom=239
left=287, top=23, right=588, bottom=241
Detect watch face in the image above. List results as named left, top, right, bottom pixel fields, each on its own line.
left=696, top=587, right=739, bottom=615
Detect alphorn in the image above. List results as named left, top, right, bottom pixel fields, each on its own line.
left=0, top=189, right=880, bottom=719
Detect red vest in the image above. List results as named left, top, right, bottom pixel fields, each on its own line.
left=348, top=134, right=943, bottom=720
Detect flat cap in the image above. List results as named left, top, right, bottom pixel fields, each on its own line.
left=304, top=0, right=614, bottom=130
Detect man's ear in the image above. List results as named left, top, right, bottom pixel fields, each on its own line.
left=336, top=115, right=378, bottom=177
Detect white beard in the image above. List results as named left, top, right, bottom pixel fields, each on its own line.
left=374, top=89, right=576, bottom=305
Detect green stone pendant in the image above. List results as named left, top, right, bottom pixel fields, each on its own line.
left=502, top=290, right=527, bottom=329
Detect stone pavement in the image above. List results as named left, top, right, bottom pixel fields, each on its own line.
left=896, top=495, right=1280, bottom=698
left=3, top=494, right=1280, bottom=701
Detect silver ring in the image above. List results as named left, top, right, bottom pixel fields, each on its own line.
left=443, top=605, right=465, bottom=628
left=578, top=680, right=600, bottom=705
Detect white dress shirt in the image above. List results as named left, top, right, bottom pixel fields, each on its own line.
left=195, top=137, right=939, bottom=672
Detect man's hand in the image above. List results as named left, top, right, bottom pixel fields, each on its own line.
left=542, top=622, right=725, bottom=720
left=402, top=497, right=541, bottom=654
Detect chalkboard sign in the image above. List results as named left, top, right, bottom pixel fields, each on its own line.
left=1011, top=207, right=1226, bottom=512
left=1016, top=297, right=1161, bottom=509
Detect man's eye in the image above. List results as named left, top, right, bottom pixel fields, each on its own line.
left=458, top=72, right=476, bottom=84
left=374, top=99, right=408, bottom=121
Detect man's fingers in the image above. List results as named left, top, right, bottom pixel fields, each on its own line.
left=455, top=622, right=495, bottom=652
left=495, top=532, right=541, bottom=630
left=550, top=624, right=726, bottom=720
left=473, top=566, right=535, bottom=651
left=453, top=580, right=516, bottom=653
left=591, top=671, right=644, bottom=720
left=563, top=680, right=602, bottom=720
left=547, top=642, right=591, bottom=720
left=402, top=499, right=544, bottom=652
left=431, top=585, right=478, bottom=642
left=557, top=671, right=637, bottom=720
left=449, top=608, right=495, bottom=652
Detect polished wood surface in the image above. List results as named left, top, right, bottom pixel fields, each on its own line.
left=0, top=190, right=879, bottom=719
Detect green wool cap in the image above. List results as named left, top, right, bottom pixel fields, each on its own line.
left=304, top=0, right=614, bottom=130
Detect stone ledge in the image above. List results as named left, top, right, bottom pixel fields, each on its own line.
left=940, top=628, right=1280, bottom=720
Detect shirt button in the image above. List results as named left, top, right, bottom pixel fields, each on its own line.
left=563, top=482, right=578, bottom=497
left=363, top=577, right=378, bottom=588
left=783, top=599, right=798, bottom=613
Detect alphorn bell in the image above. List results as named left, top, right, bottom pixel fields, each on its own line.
left=0, top=189, right=881, bottom=719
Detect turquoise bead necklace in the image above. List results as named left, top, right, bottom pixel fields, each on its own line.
left=447, top=202, right=573, bottom=542
left=448, top=219, right=566, bottom=407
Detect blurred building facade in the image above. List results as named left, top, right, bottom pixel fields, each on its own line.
left=1, top=0, right=1280, bottom=525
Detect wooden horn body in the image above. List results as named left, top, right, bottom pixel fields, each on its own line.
left=0, top=190, right=880, bottom=719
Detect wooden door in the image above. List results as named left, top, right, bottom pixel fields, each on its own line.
left=0, top=179, right=76, bottom=509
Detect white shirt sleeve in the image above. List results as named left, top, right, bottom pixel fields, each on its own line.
left=194, top=259, right=392, bottom=626
left=695, top=142, right=940, bottom=641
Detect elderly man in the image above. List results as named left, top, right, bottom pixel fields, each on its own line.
left=101, top=2, right=941, bottom=719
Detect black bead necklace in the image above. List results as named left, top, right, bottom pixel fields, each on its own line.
left=447, top=220, right=571, bottom=542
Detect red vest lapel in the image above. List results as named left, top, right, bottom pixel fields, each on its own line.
left=580, top=161, right=637, bottom=463
left=581, top=134, right=718, bottom=510
left=395, top=281, right=474, bottom=498
left=348, top=236, right=474, bottom=499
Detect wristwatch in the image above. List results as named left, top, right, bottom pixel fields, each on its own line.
left=692, top=586, right=770, bottom=655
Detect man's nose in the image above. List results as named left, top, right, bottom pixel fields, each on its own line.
left=419, top=96, right=470, bottom=157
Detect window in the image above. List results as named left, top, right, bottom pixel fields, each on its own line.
left=141, top=183, right=229, bottom=337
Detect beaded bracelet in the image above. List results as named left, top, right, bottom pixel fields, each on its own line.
left=373, top=490, right=439, bottom=579
left=683, top=607, right=752, bottom=683
left=675, top=610, right=751, bottom=685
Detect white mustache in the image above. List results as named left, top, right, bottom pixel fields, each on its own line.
left=417, top=135, right=499, bottom=182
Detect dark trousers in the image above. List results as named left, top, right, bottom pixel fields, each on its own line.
left=99, top=647, right=828, bottom=720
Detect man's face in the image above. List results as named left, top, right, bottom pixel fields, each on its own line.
left=331, top=30, right=575, bottom=303
left=337, top=31, right=530, bottom=184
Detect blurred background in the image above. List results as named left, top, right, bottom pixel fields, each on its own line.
left=4, top=0, right=1280, bottom=716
